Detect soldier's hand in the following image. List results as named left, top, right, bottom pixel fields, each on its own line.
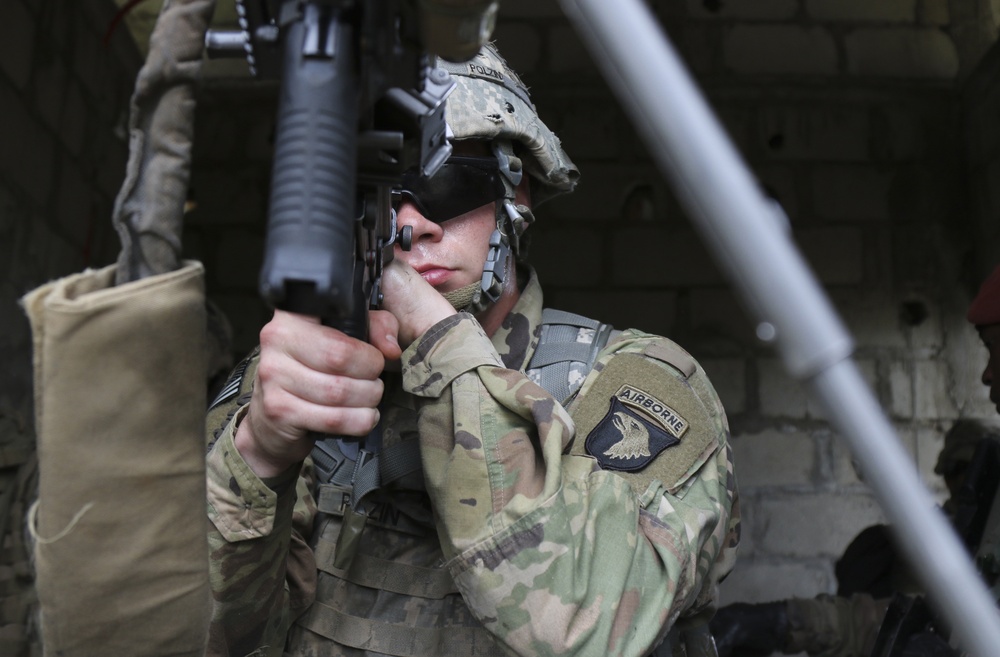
left=710, top=601, right=789, bottom=657
left=381, top=258, right=457, bottom=348
left=900, top=630, right=961, bottom=657
left=234, top=309, right=402, bottom=478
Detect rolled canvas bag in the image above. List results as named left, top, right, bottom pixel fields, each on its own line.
left=22, top=261, right=210, bottom=656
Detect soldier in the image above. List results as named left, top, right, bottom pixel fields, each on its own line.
left=205, top=43, right=740, bottom=657
left=968, top=264, right=1000, bottom=416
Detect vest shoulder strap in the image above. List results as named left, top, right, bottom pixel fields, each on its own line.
left=527, top=308, right=619, bottom=405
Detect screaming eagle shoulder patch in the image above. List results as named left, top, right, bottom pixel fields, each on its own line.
left=585, top=386, right=687, bottom=471
left=567, top=349, right=720, bottom=495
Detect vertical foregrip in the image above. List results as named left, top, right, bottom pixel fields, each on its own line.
left=260, top=9, right=362, bottom=335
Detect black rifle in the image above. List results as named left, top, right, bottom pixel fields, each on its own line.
left=232, top=0, right=455, bottom=336
left=208, top=0, right=458, bottom=477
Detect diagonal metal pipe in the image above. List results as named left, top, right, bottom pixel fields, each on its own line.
left=555, top=1, right=1000, bottom=655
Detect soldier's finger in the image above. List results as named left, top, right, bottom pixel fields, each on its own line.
left=280, top=368, right=385, bottom=410
left=301, top=401, right=381, bottom=438
left=262, top=311, right=385, bottom=380
left=369, top=310, right=402, bottom=360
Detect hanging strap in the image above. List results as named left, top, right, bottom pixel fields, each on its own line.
left=112, top=0, right=216, bottom=284
left=315, top=436, right=426, bottom=569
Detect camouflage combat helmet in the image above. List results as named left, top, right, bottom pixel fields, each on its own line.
left=437, top=42, right=579, bottom=206
left=432, top=43, right=579, bottom=313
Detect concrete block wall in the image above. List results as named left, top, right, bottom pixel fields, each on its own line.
left=0, top=0, right=140, bottom=493
left=964, top=41, right=1000, bottom=275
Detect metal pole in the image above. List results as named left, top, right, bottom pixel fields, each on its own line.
left=555, top=0, right=1000, bottom=655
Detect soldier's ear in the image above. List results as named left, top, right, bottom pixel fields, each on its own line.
left=516, top=175, right=532, bottom=209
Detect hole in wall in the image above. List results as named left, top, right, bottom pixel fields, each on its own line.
left=622, top=183, right=656, bottom=223
left=702, top=0, right=723, bottom=13
left=767, top=133, right=784, bottom=151
left=900, top=300, right=929, bottom=327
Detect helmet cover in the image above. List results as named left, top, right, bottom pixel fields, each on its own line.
left=437, top=42, right=579, bottom=205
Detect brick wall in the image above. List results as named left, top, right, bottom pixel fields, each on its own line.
left=0, top=0, right=139, bottom=500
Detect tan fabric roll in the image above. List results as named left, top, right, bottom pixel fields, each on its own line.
left=21, top=261, right=210, bottom=656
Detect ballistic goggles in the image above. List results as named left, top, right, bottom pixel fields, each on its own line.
left=394, top=156, right=507, bottom=223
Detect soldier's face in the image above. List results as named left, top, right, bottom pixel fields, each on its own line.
left=393, top=194, right=497, bottom=294
left=393, top=141, right=529, bottom=295
left=978, top=324, right=1000, bottom=414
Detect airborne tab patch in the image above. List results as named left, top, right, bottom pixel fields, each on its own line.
left=586, top=396, right=681, bottom=472
left=615, top=384, right=689, bottom=439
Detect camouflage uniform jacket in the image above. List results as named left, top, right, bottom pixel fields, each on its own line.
left=205, top=269, right=741, bottom=657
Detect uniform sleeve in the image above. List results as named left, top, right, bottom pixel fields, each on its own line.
left=402, top=313, right=739, bottom=657
left=205, top=405, right=318, bottom=657
left=785, top=594, right=890, bottom=657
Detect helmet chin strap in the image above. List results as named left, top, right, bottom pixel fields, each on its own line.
left=443, top=215, right=510, bottom=314
left=444, top=140, right=537, bottom=315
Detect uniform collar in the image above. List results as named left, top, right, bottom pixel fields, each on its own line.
left=489, top=265, right=543, bottom=372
